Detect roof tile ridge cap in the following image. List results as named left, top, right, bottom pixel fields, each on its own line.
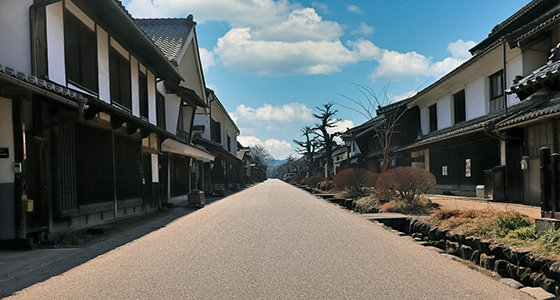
left=489, top=0, right=544, bottom=36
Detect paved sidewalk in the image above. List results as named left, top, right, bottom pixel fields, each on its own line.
left=426, top=194, right=541, bottom=219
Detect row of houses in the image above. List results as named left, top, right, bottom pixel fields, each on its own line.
left=340, top=0, right=559, bottom=210
left=0, top=0, right=258, bottom=248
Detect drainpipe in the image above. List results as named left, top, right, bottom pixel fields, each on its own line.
left=502, top=37, right=508, bottom=115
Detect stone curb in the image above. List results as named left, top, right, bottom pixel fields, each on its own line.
left=374, top=217, right=560, bottom=299
left=521, top=287, right=556, bottom=300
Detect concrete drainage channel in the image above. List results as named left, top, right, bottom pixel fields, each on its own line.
left=303, top=186, right=560, bottom=300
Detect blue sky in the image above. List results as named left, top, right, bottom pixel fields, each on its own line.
left=123, top=0, right=530, bottom=159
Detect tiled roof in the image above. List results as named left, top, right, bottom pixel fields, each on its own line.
left=402, top=101, right=532, bottom=150
left=0, top=64, right=87, bottom=102
left=507, top=60, right=560, bottom=99
left=496, top=98, right=560, bottom=128
left=470, top=0, right=556, bottom=53
left=508, top=8, right=560, bottom=46
left=136, top=17, right=194, bottom=64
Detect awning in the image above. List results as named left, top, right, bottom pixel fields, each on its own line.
left=162, top=139, right=214, bottom=161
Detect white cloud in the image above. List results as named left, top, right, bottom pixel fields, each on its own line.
left=126, top=1, right=475, bottom=80
left=347, top=5, right=364, bottom=14
left=351, top=22, right=374, bottom=36
left=370, top=50, right=431, bottom=81
left=265, top=139, right=294, bottom=159
left=238, top=136, right=263, bottom=147
left=311, top=2, right=330, bottom=15
left=198, top=48, right=215, bottom=71
left=369, top=39, right=476, bottom=81
left=447, top=39, right=476, bottom=60
left=237, top=136, right=294, bottom=159
left=327, top=119, right=354, bottom=135
left=233, top=103, right=313, bottom=122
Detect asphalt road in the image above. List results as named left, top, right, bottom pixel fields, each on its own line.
left=6, top=179, right=533, bottom=299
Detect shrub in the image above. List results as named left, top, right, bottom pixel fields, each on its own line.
left=317, top=180, right=333, bottom=191
left=376, top=167, right=436, bottom=203
left=536, top=230, right=560, bottom=253
left=333, top=168, right=378, bottom=194
left=354, top=194, right=379, bottom=213
left=289, top=175, right=303, bottom=184
left=493, top=211, right=533, bottom=237
left=506, top=225, right=537, bottom=241
left=379, top=197, right=436, bottom=215
left=303, top=175, right=326, bottom=189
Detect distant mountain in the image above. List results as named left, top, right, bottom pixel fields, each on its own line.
left=270, top=159, right=286, bottom=168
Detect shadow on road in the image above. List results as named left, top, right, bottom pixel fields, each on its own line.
left=0, top=184, right=256, bottom=297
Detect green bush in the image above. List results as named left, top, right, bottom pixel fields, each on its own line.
left=354, top=194, right=379, bottom=214
left=506, top=225, right=537, bottom=241
left=493, top=212, right=533, bottom=237
left=536, top=230, right=560, bottom=253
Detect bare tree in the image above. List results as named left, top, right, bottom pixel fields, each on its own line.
left=336, top=83, right=419, bottom=172
left=313, top=103, right=341, bottom=177
left=249, top=144, right=274, bottom=170
left=293, top=126, right=319, bottom=175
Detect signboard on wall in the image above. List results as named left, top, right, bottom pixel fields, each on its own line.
left=0, top=148, right=8, bottom=158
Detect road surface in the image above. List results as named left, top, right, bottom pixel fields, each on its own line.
left=7, top=179, right=532, bottom=299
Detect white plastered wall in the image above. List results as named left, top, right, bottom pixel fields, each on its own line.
left=130, top=56, right=139, bottom=117
left=437, top=96, right=452, bottom=130
left=0, top=0, right=33, bottom=73
left=46, top=2, right=66, bottom=85
left=97, top=27, right=110, bottom=103
left=420, top=106, right=430, bottom=135
left=147, top=71, right=157, bottom=125
left=178, top=39, right=206, bottom=104
left=465, top=77, right=485, bottom=120
left=158, top=82, right=181, bottom=135
left=507, top=54, right=523, bottom=107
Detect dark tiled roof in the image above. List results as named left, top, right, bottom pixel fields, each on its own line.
left=496, top=98, right=560, bottom=128
left=355, top=115, right=386, bottom=139
left=403, top=101, right=532, bottom=150
left=507, top=8, right=560, bottom=47
left=136, top=17, right=194, bottom=64
left=0, top=64, right=87, bottom=102
left=347, top=115, right=384, bottom=134
left=470, top=0, right=556, bottom=54
left=507, top=60, right=560, bottom=99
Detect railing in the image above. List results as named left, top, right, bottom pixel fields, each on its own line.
left=176, top=129, right=190, bottom=143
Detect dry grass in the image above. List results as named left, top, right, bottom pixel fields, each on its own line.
left=427, top=209, right=533, bottom=239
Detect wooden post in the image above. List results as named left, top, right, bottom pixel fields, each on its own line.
left=541, top=147, right=551, bottom=218
left=553, top=153, right=560, bottom=219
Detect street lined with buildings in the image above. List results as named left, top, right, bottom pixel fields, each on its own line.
left=5, top=180, right=533, bottom=299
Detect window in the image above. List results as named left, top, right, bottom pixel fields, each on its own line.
left=156, top=92, right=166, bottom=130
left=429, top=103, right=437, bottom=132
left=453, top=90, right=466, bottom=124
left=227, top=136, right=231, bottom=152
left=64, top=9, right=97, bottom=93
left=211, top=119, right=221, bottom=143
left=177, top=109, right=184, bottom=132
left=110, top=47, right=131, bottom=110
left=489, top=70, right=504, bottom=112
left=139, top=70, right=148, bottom=119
